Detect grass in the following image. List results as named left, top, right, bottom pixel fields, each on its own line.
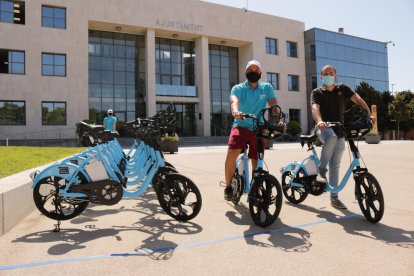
left=0, top=146, right=85, bottom=179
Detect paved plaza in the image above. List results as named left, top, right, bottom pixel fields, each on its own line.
left=0, top=141, right=413, bottom=275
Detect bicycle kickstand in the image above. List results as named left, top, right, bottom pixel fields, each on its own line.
left=53, top=220, right=61, bottom=232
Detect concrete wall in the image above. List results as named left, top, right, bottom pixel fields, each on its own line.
left=0, top=176, right=35, bottom=237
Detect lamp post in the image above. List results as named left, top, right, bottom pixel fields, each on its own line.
left=391, top=83, right=396, bottom=95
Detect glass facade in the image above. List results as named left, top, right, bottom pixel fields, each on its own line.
left=88, top=30, right=146, bottom=124
left=155, top=38, right=195, bottom=89
left=209, top=44, right=238, bottom=136
left=305, top=28, right=389, bottom=92
left=157, top=103, right=196, bottom=136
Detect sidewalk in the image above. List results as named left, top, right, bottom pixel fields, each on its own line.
left=0, top=141, right=413, bottom=275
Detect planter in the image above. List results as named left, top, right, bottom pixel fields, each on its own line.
left=365, top=135, right=381, bottom=144
left=160, top=141, right=179, bottom=153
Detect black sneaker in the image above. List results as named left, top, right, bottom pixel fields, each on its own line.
left=331, top=198, right=347, bottom=209
left=224, top=187, right=233, bottom=201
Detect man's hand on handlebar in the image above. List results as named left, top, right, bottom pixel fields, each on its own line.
left=316, top=121, right=329, bottom=131
left=232, top=111, right=243, bottom=119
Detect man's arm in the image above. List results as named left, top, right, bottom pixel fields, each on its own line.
left=312, top=103, right=328, bottom=131
left=268, top=98, right=278, bottom=107
left=351, top=93, right=372, bottom=117
left=230, top=95, right=242, bottom=119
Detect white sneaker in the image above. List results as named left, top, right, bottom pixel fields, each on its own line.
left=316, top=173, right=327, bottom=184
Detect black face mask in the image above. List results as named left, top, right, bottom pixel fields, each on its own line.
left=246, top=72, right=261, bottom=83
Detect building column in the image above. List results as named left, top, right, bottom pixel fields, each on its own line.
left=145, top=29, right=156, bottom=117
left=195, top=36, right=210, bottom=136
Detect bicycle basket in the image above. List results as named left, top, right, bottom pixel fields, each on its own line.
left=342, top=105, right=373, bottom=139
left=256, top=105, right=286, bottom=139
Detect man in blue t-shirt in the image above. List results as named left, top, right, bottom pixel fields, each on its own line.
left=224, top=60, right=279, bottom=200
left=103, top=109, right=117, bottom=132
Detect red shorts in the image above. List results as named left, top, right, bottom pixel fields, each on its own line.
left=228, top=126, right=264, bottom=160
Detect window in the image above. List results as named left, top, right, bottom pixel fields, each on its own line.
left=286, top=41, right=298, bottom=58
left=312, top=76, right=317, bottom=89
left=265, top=37, right=277, bottom=55
left=0, top=0, right=25, bottom=24
left=310, top=44, right=316, bottom=60
left=289, top=109, right=301, bottom=124
left=0, top=49, right=25, bottom=74
left=267, top=72, right=279, bottom=90
left=42, top=101, right=66, bottom=125
left=42, top=5, right=65, bottom=29
left=0, top=100, right=25, bottom=125
left=288, top=75, right=299, bottom=91
left=156, top=37, right=195, bottom=86
left=42, top=53, right=66, bottom=76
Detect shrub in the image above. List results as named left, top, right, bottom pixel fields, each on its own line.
left=161, top=133, right=179, bottom=142
left=286, top=120, right=302, bottom=136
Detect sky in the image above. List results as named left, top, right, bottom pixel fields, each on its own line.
left=202, top=0, right=414, bottom=92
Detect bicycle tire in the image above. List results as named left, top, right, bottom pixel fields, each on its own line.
left=33, top=175, right=89, bottom=221
left=281, top=169, right=308, bottom=204
left=152, top=166, right=178, bottom=192
left=248, top=174, right=283, bottom=227
left=355, top=172, right=384, bottom=223
left=231, top=173, right=245, bottom=205
left=156, top=173, right=202, bottom=221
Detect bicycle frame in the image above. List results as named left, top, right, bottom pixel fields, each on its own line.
left=31, top=138, right=167, bottom=199
left=282, top=139, right=363, bottom=194
left=236, top=138, right=266, bottom=195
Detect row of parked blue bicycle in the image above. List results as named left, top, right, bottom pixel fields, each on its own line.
left=30, top=103, right=384, bottom=231
left=30, top=104, right=202, bottom=232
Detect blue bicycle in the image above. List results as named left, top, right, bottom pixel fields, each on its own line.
left=31, top=105, right=202, bottom=231
left=280, top=106, right=384, bottom=223
left=230, top=105, right=286, bottom=227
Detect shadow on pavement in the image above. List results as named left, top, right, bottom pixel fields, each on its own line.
left=13, top=191, right=203, bottom=261
left=225, top=202, right=312, bottom=252
left=290, top=202, right=414, bottom=249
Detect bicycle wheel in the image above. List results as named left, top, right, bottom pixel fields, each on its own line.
left=248, top=174, right=283, bottom=227
left=33, top=175, right=89, bottom=221
left=231, top=173, right=245, bottom=205
left=156, top=173, right=202, bottom=221
left=152, top=166, right=178, bottom=192
left=281, top=169, right=308, bottom=204
left=355, top=172, right=384, bottom=223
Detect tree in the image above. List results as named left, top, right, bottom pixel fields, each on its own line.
left=380, top=91, right=395, bottom=132
left=388, top=91, right=414, bottom=139
left=355, top=82, right=387, bottom=132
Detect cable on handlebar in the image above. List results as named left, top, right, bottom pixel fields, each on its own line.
left=255, top=105, right=287, bottom=139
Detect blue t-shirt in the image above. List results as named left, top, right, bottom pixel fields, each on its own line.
left=231, top=81, right=276, bottom=130
left=103, top=115, right=117, bottom=131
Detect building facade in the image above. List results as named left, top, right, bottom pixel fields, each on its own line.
left=304, top=28, right=389, bottom=129
left=0, top=0, right=308, bottom=140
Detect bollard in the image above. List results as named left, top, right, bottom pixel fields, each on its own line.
left=6, top=138, right=8, bottom=146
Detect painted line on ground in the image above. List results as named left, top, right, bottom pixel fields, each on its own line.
left=0, top=213, right=361, bottom=271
